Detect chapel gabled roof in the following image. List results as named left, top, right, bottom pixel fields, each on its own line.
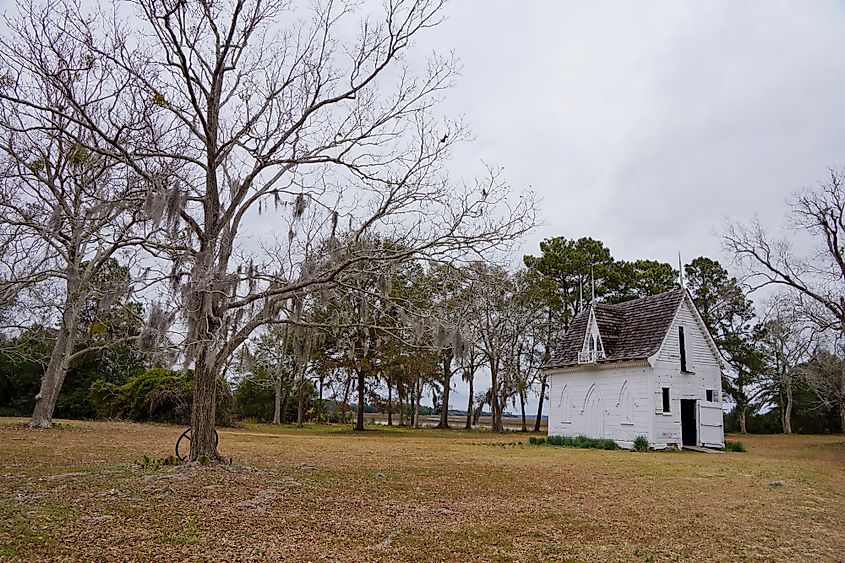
left=543, top=288, right=685, bottom=369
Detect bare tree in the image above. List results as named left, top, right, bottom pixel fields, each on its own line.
left=724, top=169, right=845, bottom=335
left=723, top=170, right=845, bottom=433
left=800, top=346, right=845, bottom=434
left=238, top=325, right=294, bottom=424
left=500, top=269, right=544, bottom=432
left=460, top=335, right=484, bottom=429
left=0, top=0, right=535, bottom=457
left=758, top=294, right=818, bottom=433
left=467, top=263, right=538, bottom=432
left=0, top=3, right=160, bottom=427
left=425, top=263, right=475, bottom=429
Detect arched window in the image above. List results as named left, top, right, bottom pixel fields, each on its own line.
left=557, top=385, right=567, bottom=408
left=618, top=380, right=633, bottom=424
left=557, top=385, right=571, bottom=423
left=582, top=384, right=604, bottom=438
left=582, top=383, right=598, bottom=413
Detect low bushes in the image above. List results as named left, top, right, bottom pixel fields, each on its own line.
left=633, top=435, right=650, bottom=452
left=725, top=440, right=747, bottom=452
left=529, top=435, right=617, bottom=450
left=90, top=367, right=235, bottom=425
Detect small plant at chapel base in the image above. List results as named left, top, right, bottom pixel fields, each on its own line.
left=633, top=435, right=650, bottom=452
left=725, top=440, right=747, bottom=453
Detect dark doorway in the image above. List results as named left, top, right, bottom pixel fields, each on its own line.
left=681, top=399, right=697, bottom=447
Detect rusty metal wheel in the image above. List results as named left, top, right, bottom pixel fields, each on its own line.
left=175, top=427, right=219, bottom=461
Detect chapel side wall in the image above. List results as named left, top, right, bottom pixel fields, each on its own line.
left=547, top=365, right=651, bottom=445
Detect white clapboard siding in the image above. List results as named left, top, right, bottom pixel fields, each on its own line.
left=547, top=365, right=652, bottom=447
left=651, top=297, right=724, bottom=446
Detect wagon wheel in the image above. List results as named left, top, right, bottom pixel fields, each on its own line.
left=175, top=427, right=219, bottom=461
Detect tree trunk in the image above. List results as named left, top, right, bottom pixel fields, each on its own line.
left=190, top=354, right=221, bottom=460
left=465, top=374, right=474, bottom=430
left=738, top=404, right=748, bottom=434
left=437, top=353, right=452, bottom=429
left=533, top=373, right=547, bottom=432
left=280, top=383, right=291, bottom=424
left=296, top=364, right=306, bottom=428
left=413, top=375, right=421, bottom=429
left=409, top=388, right=414, bottom=426
left=473, top=400, right=483, bottom=425
left=398, top=383, right=405, bottom=426
left=354, top=367, right=365, bottom=431
left=341, top=372, right=352, bottom=424
left=782, top=380, right=793, bottom=434
left=318, top=374, right=324, bottom=422
left=387, top=376, right=393, bottom=426
left=839, top=401, right=845, bottom=435
left=29, top=306, right=80, bottom=428
left=519, top=387, right=527, bottom=432
left=490, top=358, right=502, bottom=432
left=409, top=382, right=415, bottom=427
left=273, top=374, right=283, bottom=425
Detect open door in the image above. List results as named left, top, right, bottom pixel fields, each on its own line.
left=680, top=399, right=697, bottom=447
left=698, top=401, right=724, bottom=449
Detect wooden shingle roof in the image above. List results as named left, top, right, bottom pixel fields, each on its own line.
left=544, top=289, right=685, bottom=369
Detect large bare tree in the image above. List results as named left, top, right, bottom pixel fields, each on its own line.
left=466, top=263, right=538, bottom=431
left=0, top=0, right=535, bottom=457
left=724, top=170, right=845, bottom=432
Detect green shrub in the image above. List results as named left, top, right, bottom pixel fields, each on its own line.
left=162, top=455, right=181, bottom=466
left=137, top=454, right=183, bottom=469
left=633, top=435, right=649, bottom=452
left=90, top=367, right=234, bottom=425
left=725, top=440, right=747, bottom=452
left=529, top=435, right=617, bottom=450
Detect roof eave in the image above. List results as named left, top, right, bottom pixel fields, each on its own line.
left=543, top=357, right=652, bottom=371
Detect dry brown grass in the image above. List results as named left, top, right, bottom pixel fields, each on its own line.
left=0, top=419, right=843, bottom=562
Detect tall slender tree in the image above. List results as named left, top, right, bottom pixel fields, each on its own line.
left=0, top=5, right=159, bottom=427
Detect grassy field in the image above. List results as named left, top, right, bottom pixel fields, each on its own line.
left=0, top=419, right=843, bottom=562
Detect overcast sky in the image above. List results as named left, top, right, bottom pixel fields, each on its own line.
left=410, top=0, right=845, bottom=415
left=418, top=1, right=845, bottom=264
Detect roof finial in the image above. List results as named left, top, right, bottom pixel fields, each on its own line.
left=678, top=251, right=685, bottom=290
left=590, top=264, right=596, bottom=304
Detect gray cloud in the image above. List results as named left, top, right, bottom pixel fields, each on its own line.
left=420, top=0, right=845, bottom=267
left=414, top=0, right=845, bottom=413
